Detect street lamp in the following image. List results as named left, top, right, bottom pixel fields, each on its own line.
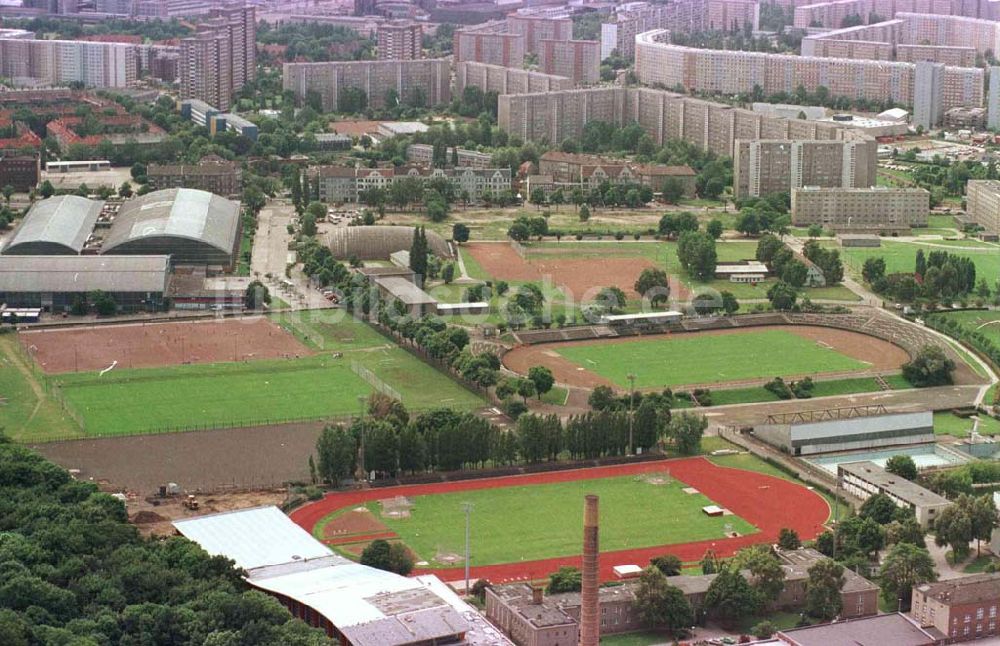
left=627, top=373, right=637, bottom=455
left=461, top=502, right=474, bottom=595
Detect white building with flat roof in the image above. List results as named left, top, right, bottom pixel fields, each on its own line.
left=174, top=506, right=510, bottom=646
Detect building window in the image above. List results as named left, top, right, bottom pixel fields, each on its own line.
left=979, top=609, right=985, bottom=620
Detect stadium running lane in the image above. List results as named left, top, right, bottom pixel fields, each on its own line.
left=290, top=457, right=830, bottom=584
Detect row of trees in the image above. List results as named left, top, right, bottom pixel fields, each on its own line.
left=865, top=249, right=979, bottom=303
left=312, top=395, right=708, bottom=482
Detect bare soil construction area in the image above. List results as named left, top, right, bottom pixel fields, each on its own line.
left=20, top=318, right=310, bottom=373
left=503, top=324, right=911, bottom=390
left=464, top=242, right=684, bottom=299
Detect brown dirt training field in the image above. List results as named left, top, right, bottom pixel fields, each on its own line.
left=20, top=318, right=310, bottom=374
left=465, top=242, right=689, bottom=299
left=503, top=325, right=911, bottom=390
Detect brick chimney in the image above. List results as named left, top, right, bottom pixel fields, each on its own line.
left=579, top=494, right=599, bottom=646
left=532, top=585, right=544, bottom=605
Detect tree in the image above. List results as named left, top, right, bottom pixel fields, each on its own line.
left=360, top=539, right=414, bottom=575
left=527, top=366, right=555, bottom=400
left=410, top=226, right=428, bottom=283
left=734, top=545, right=786, bottom=604
left=650, top=554, right=683, bottom=576
left=706, top=218, right=724, bottom=239
left=244, top=280, right=271, bottom=310
left=859, top=493, right=899, bottom=525
left=700, top=549, right=720, bottom=574
left=91, top=290, right=116, bottom=316
left=507, top=221, right=530, bottom=241
left=633, top=567, right=693, bottom=636
left=588, top=385, right=617, bottom=411
left=902, top=345, right=956, bottom=387
left=778, top=528, right=801, bottom=550
left=886, top=515, right=926, bottom=547
left=767, top=281, right=797, bottom=311
left=862, top=257, right=887, bottom=285
left=885, top=454, right=918, bottom=481
left=579, top=203, right=591, bottom=222
left=118, top=181, right=132, bottom=198
left=597, top=286, right=626, bottom=313
left=635, top=268, right=670, bottom=306
left=661, top=178, right=686, bottom=204
left=752, top=621, right=776, bottom=640
left=40, top=180, right=55, bottom=198
left=703, top=568, right=760, bottom=628
left=720, top=291, right=739, bottom=315
left=807, top=224, right=823, bottom=238
left=668, top=412, right=707, bottom=455
left=546, top=566, right=582, bottom=593
left=676, top=230, right=717, bottom=280
left=878, top=543, right=936, bottom=610
left=315, top=425, right=355, bottom=486
left=781, top=259, right=809, bottom=288
left=804, top=558, right=844, bottom=620
left=452, top=223, right=470, bottom=243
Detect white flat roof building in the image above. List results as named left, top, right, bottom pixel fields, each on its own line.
left=174, top=506, right=508, bottom=646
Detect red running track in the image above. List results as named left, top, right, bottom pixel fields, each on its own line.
left=290, top=457, right=830, bottom=584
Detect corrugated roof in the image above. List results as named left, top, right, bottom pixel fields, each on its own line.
left=2, top=195, right=103, bottom=254
left=103, top=188, right=240, bottom=255
left=173, top=506, right=333, bottom=571
left=791, top=411, right=933, bottom=443
left=0, top=255, right=169, bottom=292
left=375, top=276, right=437, bottom=306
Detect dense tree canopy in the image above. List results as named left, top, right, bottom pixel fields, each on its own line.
left=0, top=440, right=328, bottom=645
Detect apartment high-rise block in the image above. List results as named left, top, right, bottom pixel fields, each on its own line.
left=988, top=67, right=1000, bottom=129
left=506, top=14, right=571, bottom=55
left=377, top=20, right=422, bottom=60
left=283, top=59, right=450, bottom=111
left=635, top=29, right=983, bottom=113
left=0, top=38, right=136, bottom=88
left=540, top=39, right=600, bottom=86
left=453, top=20, right=525, bottom=68
left=454, top=61, right=572, bottom=96
left=914, top=60, right=945, bottom=130
left=965, top=180, right=1000, bottom=236
left=179, top=3, right=256, bottom=111
left=497, top=86, right=877, bottom=200
left=791, top=187, right=930, bottom=229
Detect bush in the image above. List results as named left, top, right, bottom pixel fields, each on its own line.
left=691, top=388, right=712, bottom=406
left=764, top=377, right=793, bottom=399
left=502, top=398, right=528, bottom=419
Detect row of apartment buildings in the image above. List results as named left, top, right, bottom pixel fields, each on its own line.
left=962, top=179, right=1000, bottom=235
left=792, top=0, right=1000, bottom=29
left=313, top=164, right=512, bottom=204
left=0, top=36, right=139, bottom=88
left=454, top=61, right=573, bottom=97
left=497, top=85, right=878, bottom=199
left=634, top=29, right=983, bottom=115
left=800, top=12, right=1000, bottom=66
left=600, top=0, right=761, bottom=60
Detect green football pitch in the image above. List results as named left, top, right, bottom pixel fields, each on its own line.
left=555, top=329, right=867, bottom=388
left=49, top=315, right=483, bottom=438
left=352, top=474, right=756, bottom=566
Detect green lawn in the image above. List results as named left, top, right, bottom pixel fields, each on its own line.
left=600, top=631, right=674, bottom=646
left=934, top=411, right=1000, bottom=437
left=540, top=385, right=569, bottom=406
left=934, top=311, right=1000, bottom=345
left=353, top=474, right=756, bottom=567
left=709, top=385, right=783, bottom=406
left=43, top=316, right=484, bottom=438
left=839, top=240, right=1000, bottom=280
left=964, top=555, right=999, bottom=573
left=556, top=329, right=868, bottom=389
left=0, top=334, right=81, bottom=442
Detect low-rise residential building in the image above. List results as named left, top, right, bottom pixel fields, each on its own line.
left=965, top=179, right=1000, bottom=236
left=791, top=187, right=930, bottom=231
left=910, top=573, right=1000, bottom=641
left=777, top=612, right=940, bottom=646
left=538, top=151, right=696, bottom=196
left=839, top=460, right=952, bottom=528
left=406, top=143, right=494, bottom=169
left=313, top=164, right=512, bottom=204
left=147, top=155, right=242, bottom=197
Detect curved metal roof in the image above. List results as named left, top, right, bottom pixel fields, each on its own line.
left=102, top=188, right=240, bottom=254
left=2, top=195, right=103, bottom=255
left=327, top=226, right=451, bottom=260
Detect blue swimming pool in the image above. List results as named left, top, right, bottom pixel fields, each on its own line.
left=805, top=444, right=970, bottom=475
